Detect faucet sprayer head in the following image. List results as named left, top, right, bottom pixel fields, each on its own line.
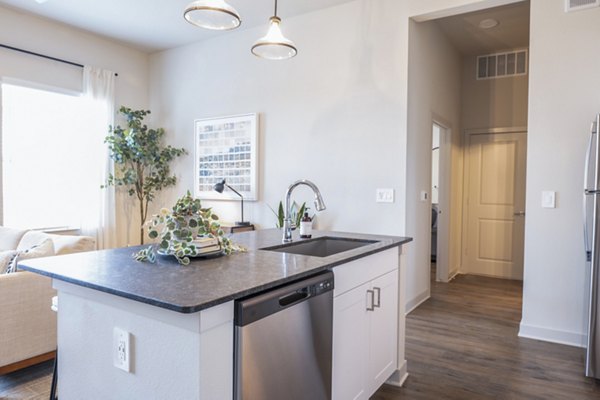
left=314, top=194, right=326, bottom=212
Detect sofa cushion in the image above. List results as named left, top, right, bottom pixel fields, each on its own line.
left=16, top=231, right=51, bottom=252
left=49, top=234, right=95, bottom=255
left=0, top=227, right=28, bottom=251
left=7, top=239, right=55, bottom=274
left=0, top=250, right=18, bottom=274
left=17, top=231, right=96, bottom=255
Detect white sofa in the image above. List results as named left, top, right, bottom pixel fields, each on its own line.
left=0, top=227, right=95, bottom=374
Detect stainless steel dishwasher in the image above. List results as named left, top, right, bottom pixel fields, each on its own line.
left=234, top=271, right=334, bottom=400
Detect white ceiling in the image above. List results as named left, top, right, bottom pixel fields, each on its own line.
left=0, top=0, right=355, bottom=53
left=435, top=1, right=530, bottom=56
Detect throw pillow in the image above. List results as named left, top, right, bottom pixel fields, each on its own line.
left=6, top=238, right=55, bottom=274
left=0, top=250, right=18, bottom=274
left=0, top=226, right=28, bottom=251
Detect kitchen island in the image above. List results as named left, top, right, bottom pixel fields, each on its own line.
left=20, top=229, right=412, bottom=400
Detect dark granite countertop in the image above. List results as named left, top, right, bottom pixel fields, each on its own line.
left=19, top=229, right=412, bottom=314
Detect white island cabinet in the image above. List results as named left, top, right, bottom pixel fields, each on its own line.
left=332, top=247, right=406, bottom=400
left=37, top=238, right=408, bottom=400
left=53, top=281, right=234, bottom=400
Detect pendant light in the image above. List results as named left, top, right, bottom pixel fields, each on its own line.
left=184, top=0, right=241, bottom=31
left=251, top=0, right=297, bottom=60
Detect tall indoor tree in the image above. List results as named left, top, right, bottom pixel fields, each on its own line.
left=104, top=106, right=186, bottom=244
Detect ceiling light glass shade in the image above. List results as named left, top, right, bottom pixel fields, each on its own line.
left=183, top=0, right=241, bottom=30
left=251, top=17, right=297, bottom=60
left=479, top=18, right=499, bottom=29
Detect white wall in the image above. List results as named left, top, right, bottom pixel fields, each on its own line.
left=405, top=19, right=462, bottom=310
left=0, top=6, right=149, bottom=247
left=149, top=0, right=409, bottom=237
left=519, top=0, right=600, bottom=347
left=461, top=54, right=529, bottom=131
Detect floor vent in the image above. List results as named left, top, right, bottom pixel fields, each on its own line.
left=565, top=0, right=600, bottom=12
left=476, top=50, right=528, bottom=80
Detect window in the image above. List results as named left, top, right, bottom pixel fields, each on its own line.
left=1, top=82, right=103, bottom=230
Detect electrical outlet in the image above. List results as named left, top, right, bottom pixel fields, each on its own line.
left=376, top=188, right=394, bottom=203
left=113, top=327, right=131, bottom=372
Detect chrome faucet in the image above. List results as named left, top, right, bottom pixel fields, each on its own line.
left=283, top=179, right=326, bottom=243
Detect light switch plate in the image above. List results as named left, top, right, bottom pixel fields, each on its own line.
left=376, top=188, right=394, bottom=203
left=542, top=191, right=556, bottom=208
left=420, top=190, right=429, bottom=202
left=113, top=327, right=131, bottom=372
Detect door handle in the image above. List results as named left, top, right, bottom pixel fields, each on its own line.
left=366, top=290, right=375, bottom=311
left=513, top=211, right=526, bottom=216
left=373, top=287, right=381, bottom=308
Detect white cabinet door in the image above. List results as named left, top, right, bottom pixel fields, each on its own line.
left=368, top=269, right=399, bottom=394
left=332, top=282, right=370, bottom=400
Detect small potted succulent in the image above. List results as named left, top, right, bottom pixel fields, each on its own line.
left=134, top=191, right=244, bottom=265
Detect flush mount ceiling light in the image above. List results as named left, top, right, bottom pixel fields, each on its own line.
left=183, top=0, right=241, bottom=31
left=479, top=18, right=499, bottom=29
left=252, top=0, right=297, bottom=60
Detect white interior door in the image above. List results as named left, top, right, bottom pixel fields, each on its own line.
left=465, top=132, right=527, bottom=280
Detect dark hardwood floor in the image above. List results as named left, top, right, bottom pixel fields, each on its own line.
left=0, top=360, right=52, bottom=399
left=373, top=274, right=600, bottom=399
left=2, top=274, right=600, bottom=399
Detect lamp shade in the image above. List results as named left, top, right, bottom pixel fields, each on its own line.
left=213, top=179, right=226, bottom=193
left=184, top=0, right=241, bottom=30
left=251, top=17, right=297, bottom=60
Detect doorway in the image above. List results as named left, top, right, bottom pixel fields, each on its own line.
left=407, top=0, right=530, bottom=313
left=462, top=129, right=528, bottom=279
left=431, top=121, right=451, bottom=283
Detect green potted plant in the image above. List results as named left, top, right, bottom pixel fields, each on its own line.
left=135, top=191, right=244, bottom=265
left=104, top=106, right=187, bottom=244
left=268, top=201, right=309, bottom=229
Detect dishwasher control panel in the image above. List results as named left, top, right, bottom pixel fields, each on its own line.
left=313, top=278, right=334, bottom=295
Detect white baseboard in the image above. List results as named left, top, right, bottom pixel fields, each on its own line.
left=405, top=289, right=430, bottom=315
left=518, top=322, right=586, bottom=348
left=448, top=269, right=459, bottom=281
left=386, top=359, right=408, bottom=387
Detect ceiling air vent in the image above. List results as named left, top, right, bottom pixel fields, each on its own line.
left=477, top=50, right=528, bottom=80
left=565, top=0, right=600, bottom=12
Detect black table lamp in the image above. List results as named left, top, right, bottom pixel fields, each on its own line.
left=214, top=179, right=250, bottom=226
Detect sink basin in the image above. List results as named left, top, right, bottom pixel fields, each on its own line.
left=261, top=236, right=378, bottom=258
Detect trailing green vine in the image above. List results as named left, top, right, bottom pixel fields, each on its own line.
left=134, top=191, right=244, bottom=265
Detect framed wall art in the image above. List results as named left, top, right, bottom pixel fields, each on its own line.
left=194, top=113, right=258, bottom=201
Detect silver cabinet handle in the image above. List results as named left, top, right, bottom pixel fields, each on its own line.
left=373, top=287, right=381, bottom=308
left=366, top=290, right=375, bottom=311
left=513, top=211, right=526, bottom=216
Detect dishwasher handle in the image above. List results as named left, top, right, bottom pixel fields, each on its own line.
left=279, top=289, right=310, bottom=307
left=235, top=271, right=334, bottom=327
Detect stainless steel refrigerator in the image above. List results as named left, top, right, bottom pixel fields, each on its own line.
left=584, top=114, right=600, bottom=378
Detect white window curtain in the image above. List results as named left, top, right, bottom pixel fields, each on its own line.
left=82, top=66, right=117, bottom=249
left=0, top=83, right=3, bottom=226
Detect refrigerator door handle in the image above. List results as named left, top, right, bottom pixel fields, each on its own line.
left=585, top=125, right=595, bottom=195
left=594, top=116, right=600, bottom=192
left=585, top=130, right=594, bottom=258
left=584, top=119, right=598, bottom=259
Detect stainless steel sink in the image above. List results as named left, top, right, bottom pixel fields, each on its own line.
left=261, top=236, right=378, bottom=258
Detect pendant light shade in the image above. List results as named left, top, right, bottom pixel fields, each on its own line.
left=252, top=0, right=297, bottom=60
left=184, top=0, right=241, bottom=31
